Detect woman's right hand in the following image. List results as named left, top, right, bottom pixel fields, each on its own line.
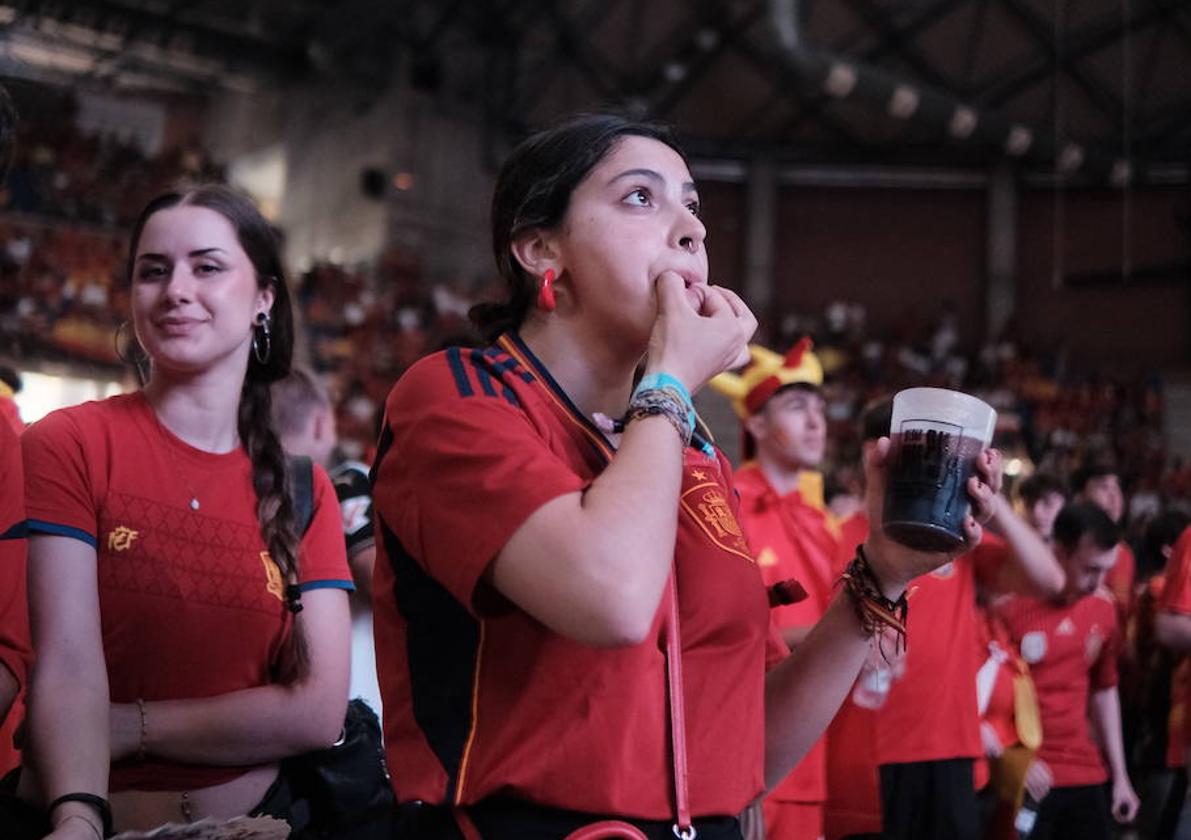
left=645, top=271, right=755, bottom=393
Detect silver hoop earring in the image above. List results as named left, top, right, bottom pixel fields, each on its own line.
left=252, top=312, right=272, bottom=364
left=114, top=320, right=149, bottom=384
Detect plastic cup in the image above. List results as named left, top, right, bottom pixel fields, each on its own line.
left=881, top=387, right=997, bottom=553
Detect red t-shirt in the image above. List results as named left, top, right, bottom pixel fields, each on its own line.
left=372, top=335, right=786, bottom=820
left=1106, top=542, right=1136, bottom=621
left=22, top=393, right=352, bottom=791
left=735, top=464, right=838, bottom=805
left=1157, top=526, right=1191, bottom=767
left=875, top=551, right=985, bottom=765
left=0, top=420, right=31, bottom=775
left=822, top=512, right=882, bottom=838
left=995, top=590, right=1119, bottom=786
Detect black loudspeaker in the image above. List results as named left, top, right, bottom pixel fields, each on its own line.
left=360, top=167, right=387, bottom=200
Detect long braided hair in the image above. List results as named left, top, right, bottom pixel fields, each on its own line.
left=126, top=184, right=309, bottom=680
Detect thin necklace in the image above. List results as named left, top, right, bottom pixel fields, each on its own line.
left=146, top=402, right=236, bottom=512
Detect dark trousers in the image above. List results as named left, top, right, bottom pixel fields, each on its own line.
left=1022, top=784, right=1111, bottom=840
left=879, top=758, right=980, bottom=840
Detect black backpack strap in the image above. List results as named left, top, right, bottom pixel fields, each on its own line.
left=288, top=455, right=315, bottom=536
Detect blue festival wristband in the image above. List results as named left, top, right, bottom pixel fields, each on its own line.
left=634, top=372, right=692, bottom=408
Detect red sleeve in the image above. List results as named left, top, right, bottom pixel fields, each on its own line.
left=1158, top=527, right=1191, bottom=615
left=1091, top=601, right=1120, bottom=691
left=0, top=423, right=30, bottom=692
left=296, top=466, right=353, bottom=590
left=372, top=357, right=586, bottom=611
left=765, top=616, right=790, bottom=670
left=21, top=408, right=98, bottom=546
left=969, top=532, right=1009, bottom=591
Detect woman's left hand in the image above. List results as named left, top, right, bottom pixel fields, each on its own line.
left=860, top=438, right=1004, bottom=599
left=109, top=701, right=141, bottom=762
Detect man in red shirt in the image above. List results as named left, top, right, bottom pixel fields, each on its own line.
left=863, top=413, right=1062, bottom=840
left=996, top=502, right=1140, bottom=840
left=0, top=419, right=31, bottom=775
left=1154, top=525, right=1191, bottom=779
left=1018, top=473, right=1067, bottom=546
left=712, top=338, right=832, bottom=840
left=1072, top=463, right=1134, bottom=617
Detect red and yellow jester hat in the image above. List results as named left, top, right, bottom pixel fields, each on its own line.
left=709, top=337, right=824, bottom=419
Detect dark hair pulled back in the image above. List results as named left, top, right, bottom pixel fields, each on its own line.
left=126, top=184, right=308, bottom=680
left=471, top=113, right=686, bottom=343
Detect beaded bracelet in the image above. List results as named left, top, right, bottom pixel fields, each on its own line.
left=837, top=545, right=909, bottom=660
left=633, top=373, right=694, bottom=436
left=626, top=387, right=693, bottom=448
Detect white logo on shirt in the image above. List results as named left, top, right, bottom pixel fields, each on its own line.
left=1086, top=627, right=1104, bottom=663
left=1021, top=631, right=1047, bottom=664
left=340, top=497, right=370, bottom=535
left=1056, top=618, right=1076, bottom=636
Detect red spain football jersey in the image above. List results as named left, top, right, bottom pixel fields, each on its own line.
left=1106, top=542, right=1136, bottom=621
left=875, top=554, right=984, bottom=765
left=995, top=589, right=1119, bottom=786
left=371, top=334, right=787, bottom=820
left=735, top=463, right=837, bottom=805
left=22, top=393, right=352, bottom=791
left=1158, top=526, right=1191, bottom=767
left=822, top=512, right=882, bottom=839
left=0, top=420, right=30, bottom=775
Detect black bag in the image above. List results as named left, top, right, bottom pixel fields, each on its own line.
left=283, top=698, right=395, bottom=838
left=284, top=459, right=395, bottom=837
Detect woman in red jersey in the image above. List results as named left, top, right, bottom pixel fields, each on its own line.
left=371, top=114, right=1000, bottom=840
left=16, top=186, right=353, bottom=839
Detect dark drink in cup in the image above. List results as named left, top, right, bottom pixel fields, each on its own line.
left=882, top=389, right=996, bottom=553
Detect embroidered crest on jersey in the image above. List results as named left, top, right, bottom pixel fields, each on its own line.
left=757, top=547, right=778, bottom=568
left=1057, top=617, right=1076, bottom=636
left=1021, top=631, right=1047, bottom=664
left=107, top=526, right=139, bottom=552
left=260, top=551, right=284, bottom=601
left=1085, top=626, right=1104, bottom=663
left=681, top=481, right=753, bottom=562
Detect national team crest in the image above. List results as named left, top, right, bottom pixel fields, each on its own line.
left=681, top=480, right=753, bottom=562
left=1021, top=631, right=1047, bottom=664
left=107, top=526, right=139, bottom=552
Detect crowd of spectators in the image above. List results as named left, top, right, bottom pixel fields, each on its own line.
left=1, top=88, right=1187, bottom=524
left=0, top=87, right=220, bottom=368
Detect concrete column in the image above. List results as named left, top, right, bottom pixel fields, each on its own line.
left=744, top=156, right=777, bottom=322
left=985, top=164, right=1018, bottom=341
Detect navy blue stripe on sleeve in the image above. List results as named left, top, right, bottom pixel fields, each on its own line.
left=0, top=520, right=28, bottom=540
left=25, top=520, right=98, bottom=548
left=446, top=348, right=474, bottom=397
left=297, top=579, right=356, bottom=593
left=469, top=350, right=498, bottom=398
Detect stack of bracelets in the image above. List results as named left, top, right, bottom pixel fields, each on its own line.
left=621, top=372, right=695, bottom=448
left=838, top=545, right=909, bottom=659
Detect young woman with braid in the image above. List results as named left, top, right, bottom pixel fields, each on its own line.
left=16, top=185, right=353, bottom=838
left=371, top=113, right=1003, bottom=839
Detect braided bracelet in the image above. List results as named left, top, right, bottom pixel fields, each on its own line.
left=49, top=792, right=113, bottom=838
left=626, top=387, right=693, bottom=448
left=837, top=545, right=909, bottom=660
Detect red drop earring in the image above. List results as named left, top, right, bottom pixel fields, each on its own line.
left=538, top=268, right=557, bottom=312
